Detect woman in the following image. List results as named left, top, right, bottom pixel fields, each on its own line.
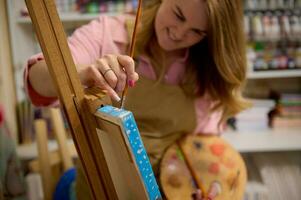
left=25, top=0, right=249, bottom=198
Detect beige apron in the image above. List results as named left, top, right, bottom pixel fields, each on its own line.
left=124, top=76, right=196, bottom=173
left=76, top=76, right=196, bottom=199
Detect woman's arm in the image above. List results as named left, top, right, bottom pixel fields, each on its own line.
left=25, top=15, right=137, bottom=105
left=27, top=16, right=108, bottom=98
left=193, top=97, right=224, bottom=135
left=28, top=55, right=138, bottom=102
left=28, top=60, right=57, bottom=97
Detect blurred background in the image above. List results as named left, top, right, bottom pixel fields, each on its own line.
left=0, top=0, right=300, bottom=199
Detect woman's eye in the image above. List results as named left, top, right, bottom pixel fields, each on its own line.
left=192, top=29, right=199, bottom=34
left=194, top=30, right=202, bottom=36
left=192, top=29, right=206, bottom=37
left=174, top=11, right=184, bottom=21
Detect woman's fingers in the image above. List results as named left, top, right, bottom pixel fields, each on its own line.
left=96, top=58, right=118, bottom=89
left=117, top=55, right=139, bottom=87
left=87, top=64, right=121, bottom=101
left=104, top=55, right=127, bottom=92
left=80, top=54, right=138, bottom=101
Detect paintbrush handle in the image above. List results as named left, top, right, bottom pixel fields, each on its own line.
left=120, top=0, right=142, bottom=109
left=177, top=140, right=207, bottom=198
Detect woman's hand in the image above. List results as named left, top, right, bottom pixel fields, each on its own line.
left=78, top=54, right=139, bottom=101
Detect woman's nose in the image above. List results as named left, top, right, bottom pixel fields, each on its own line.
left=172, top=26, right=187, bottom=40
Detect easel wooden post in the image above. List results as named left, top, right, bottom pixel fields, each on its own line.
left=25, top=0, right=161, bottom=199
left=25, top=0, right=117, bottom=199
left=29, top=108, right=75, bottom=200
left=49, top=108, right=73, bottom=171
left=35, top=119, right=54, bottom=200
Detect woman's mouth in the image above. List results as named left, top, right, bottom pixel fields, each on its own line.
left=167, top=28, right=179, bottom=42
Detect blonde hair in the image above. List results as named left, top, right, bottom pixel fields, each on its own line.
left=133, top=0, right=250, bottom=123
left=134, top=0, right=164, bottom=79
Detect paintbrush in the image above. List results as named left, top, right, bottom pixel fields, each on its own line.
left=120, top=0, right=142, bottom=109
left=177, top=140, right=207, bottom=199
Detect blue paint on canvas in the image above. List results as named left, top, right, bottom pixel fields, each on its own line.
left=98, top=105, right=162, bottom=200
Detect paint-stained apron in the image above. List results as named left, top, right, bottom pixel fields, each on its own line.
left=76, top=75, right=196, bottom=199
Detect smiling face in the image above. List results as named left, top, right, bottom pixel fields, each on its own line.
left=154, top=0, right=208, bottom=52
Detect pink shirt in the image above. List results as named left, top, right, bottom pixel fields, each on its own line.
left=24, top=15, right=223, bottom=134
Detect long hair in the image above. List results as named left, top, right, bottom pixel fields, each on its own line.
left=134, top=0, right=164, bottom=79
left=133, top=0, right=250, bottom=123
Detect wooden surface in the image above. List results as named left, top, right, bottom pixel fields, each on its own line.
left=29, top=149, right=64, bottom=172
left=49, top=108, right=73, bottom=171
left=25, top=0, right=117, bottom=198
left=84, top=87, right=111, bottom=113
left=35, top=120, right=54, bottom=200
left=95, top=117, right=148, bottom=200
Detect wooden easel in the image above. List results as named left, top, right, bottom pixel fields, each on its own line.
left=24, top=0, right=160, bottom=199
left=29, top=108, right=75, bottom=200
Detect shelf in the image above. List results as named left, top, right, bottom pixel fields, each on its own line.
left=247, top=69, right=301, bottom=79
left=222, top=128, right=301, bottom=152
left=17, top=139, right=76, bottom=160
left=17, top=129, right=301, bottom=160
left=244, top=8, right=301, bottom=12
left=15, top=11, right=301, bottom=80
left=17, top=12, right=119, bottom=24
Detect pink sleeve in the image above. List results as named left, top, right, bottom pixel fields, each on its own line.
left=68, top=18, right=104, bottom=65
left=68, top=15, right=128, bottom=64
left=24, top=15, right=129, bottom=107
left=23, top=19, right=103, bottom=106
left=193, top=97, right=225, bottom=135
left=24, top=17, right=103, bottom=107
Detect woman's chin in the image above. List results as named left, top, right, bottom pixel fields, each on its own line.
left=158, top=42, right=178, bottom=52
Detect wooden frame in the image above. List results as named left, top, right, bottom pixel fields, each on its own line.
left=25, top=0, right=118, bottom=199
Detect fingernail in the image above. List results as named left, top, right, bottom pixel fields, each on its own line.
left=113, top=93, right=121, bottom=102
left=128, top=80, right=135, bottom=87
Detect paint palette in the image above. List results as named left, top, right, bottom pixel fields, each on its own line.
left=96, top=105, right=162, bottom=200
left=160, top=144, right=196, bottom=200
left=160, top=135, right=247, bottom=200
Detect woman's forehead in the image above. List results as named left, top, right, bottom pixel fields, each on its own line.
left=172, top=0, right=208, bottom=29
